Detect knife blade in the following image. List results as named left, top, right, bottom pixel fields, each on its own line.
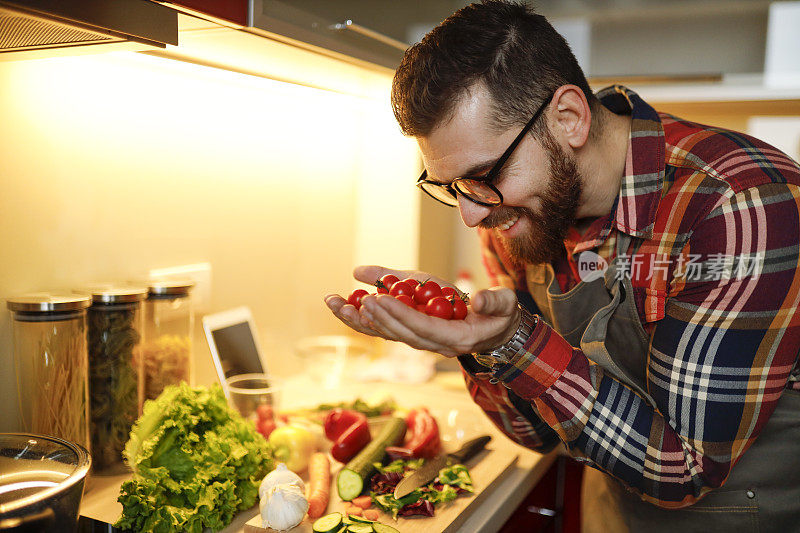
left=393, top=435, right=491, bottom=499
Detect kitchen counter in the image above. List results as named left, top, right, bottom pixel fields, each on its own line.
left=80, top=371, right=555, bottom=532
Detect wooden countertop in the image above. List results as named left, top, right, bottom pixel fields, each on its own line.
left=80, top=372, right=555, bottom=533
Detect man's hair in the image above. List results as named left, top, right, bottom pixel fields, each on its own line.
left=391, top=0, right=598, bottom=138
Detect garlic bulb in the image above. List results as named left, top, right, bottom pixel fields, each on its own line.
left=259, top=463, right=305, bottom=501
left=261, top=483, right=309, bottom=531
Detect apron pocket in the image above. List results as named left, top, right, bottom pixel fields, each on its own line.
left=660, top=489, right=760, bottom=533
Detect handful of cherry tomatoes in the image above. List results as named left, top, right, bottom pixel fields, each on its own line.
left=346, top=275, right=469, bottom=320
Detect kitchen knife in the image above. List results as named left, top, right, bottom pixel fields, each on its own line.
left=393, top=435, right=491, bottom=499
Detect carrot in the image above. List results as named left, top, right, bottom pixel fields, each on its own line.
left=306, top=452, right=331, bottom=518
left=352, top=495, right=372, bottom=509
left=346, top=505, right=363, bottom=517
left=363, top=509, right=380, bottom=521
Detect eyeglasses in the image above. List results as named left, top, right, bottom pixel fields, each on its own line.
left=416, top=93, right=553, bottom=207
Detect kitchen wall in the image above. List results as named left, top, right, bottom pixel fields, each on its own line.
left=0, top=43, right=420, bottom=432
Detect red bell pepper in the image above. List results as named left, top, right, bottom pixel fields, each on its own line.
left=386, top=408, right=441, bottom=459
left=324, top=408, right=371, bottom=463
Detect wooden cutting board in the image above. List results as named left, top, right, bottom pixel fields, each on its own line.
left=244, top=445, right=518, bottom=533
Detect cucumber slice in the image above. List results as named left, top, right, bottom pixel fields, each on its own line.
left=372, top=523, right=401, bottom=533
left=312, top=512, right=343, bottom=533
left=337, top=417, right=407, bottom=501
left=347, top=525, right=373, bottom=533
left=348, top=515, right=374, bottom=524
left=337, top=469, right=364, bottom=502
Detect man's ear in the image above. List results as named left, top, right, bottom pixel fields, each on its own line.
left=550, top=85, right=591, bottom=149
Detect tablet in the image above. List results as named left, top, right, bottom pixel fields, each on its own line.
left=202, top=307, right=268, bottom=398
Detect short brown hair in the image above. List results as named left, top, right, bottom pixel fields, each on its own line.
left=391, top=0, right=598, bottom=137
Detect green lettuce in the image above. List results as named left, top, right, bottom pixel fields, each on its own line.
left=115, top=383, right=274, bottom=532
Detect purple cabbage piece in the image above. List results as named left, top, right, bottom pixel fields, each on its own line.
left=370, top=471, right=404, bottom=494
left=398, top=500, right=436, bottom=517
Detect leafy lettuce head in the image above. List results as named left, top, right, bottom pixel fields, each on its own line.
left=115, top=383, right=274, bottom=532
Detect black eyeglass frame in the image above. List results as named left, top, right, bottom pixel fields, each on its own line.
left=416, top=92, right=554, bottom=207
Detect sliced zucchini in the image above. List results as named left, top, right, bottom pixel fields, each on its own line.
left=348, top=515, right=374, bottom=524
left=346, top=525, right=373, bottom=533
left=312, top=512, right=343, bottom=533
left=372, top=523, right=401, bottom=533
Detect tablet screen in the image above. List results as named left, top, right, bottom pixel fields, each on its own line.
left=210, top=321, right=264, bottom=378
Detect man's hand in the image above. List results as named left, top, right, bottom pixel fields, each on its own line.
left=324, top=265, right=521, bottom=358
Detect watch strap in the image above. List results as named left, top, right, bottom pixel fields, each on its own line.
left=472, top=305, right=537, bottom=370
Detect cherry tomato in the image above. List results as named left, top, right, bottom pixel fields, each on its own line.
left=395, top=294, right=415, bottom=307
left=257, top=418, right=276, bottom=438
left=441, top=286, right=458, bottom=299
left=426, top=296, right=453, bottom=319
left=347, top=289, right=369, bottom=309
left=256, top=404, right=274, bottom=421
left=414, top=280, right=442, bottom=305
left=380, top=274, right=399, bottom=289
left=416, top=304, right=427, bottom=313
left=450, top=296, right=468, bottom=320
left=389, top=280, right=414, bottom=298
left=402, top=278, right=419, bottom=289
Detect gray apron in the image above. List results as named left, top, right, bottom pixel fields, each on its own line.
left=526, top=233, right=800, bottom=533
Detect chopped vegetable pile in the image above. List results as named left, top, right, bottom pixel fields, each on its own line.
left=314, top=398, right=397, bottom=418
left=115, top=383, right=274, bottom=532
left=369, top=459, right=473, bottom=519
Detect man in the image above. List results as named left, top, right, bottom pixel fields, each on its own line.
left=325, top=1, right=800, bottom=530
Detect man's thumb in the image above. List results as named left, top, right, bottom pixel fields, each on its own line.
left=472, top=287, right=517, bottom=316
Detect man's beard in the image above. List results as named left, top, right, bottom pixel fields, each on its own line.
left=480, top=131, right=582, bottom=265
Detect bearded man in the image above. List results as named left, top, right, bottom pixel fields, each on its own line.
left=325, top=2, right=800, bottom=531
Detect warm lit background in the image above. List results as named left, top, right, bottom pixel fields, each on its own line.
left=0, top=34, right=424, bottom=431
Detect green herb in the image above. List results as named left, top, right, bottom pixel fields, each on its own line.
left=369, top=459, right=474, bottom=519
left=315, top=397, right=397, bottom=418
left=87, top=305, right=140, bottom=470
left=427, top=485, right=459, bottom=504
left=115, top=384, right=274, bottom=533
left=373, top=458, right=424, bottom=474
left=372, top=491, right=423, bottom=519
left=437, top=464, right=474, bottom=492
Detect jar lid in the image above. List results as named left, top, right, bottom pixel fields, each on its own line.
left=77, top=285, right=148, bottom=304
left=6, top=293, right=92, bottom=313
left=147, top=280, right=195, bottom=297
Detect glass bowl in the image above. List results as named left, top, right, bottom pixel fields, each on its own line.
left=294, top=335, right=372, bottom=389
left=225, top=373, right=282, bottom=420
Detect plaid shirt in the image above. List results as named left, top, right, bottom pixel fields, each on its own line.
left=460, top=85, right=800, bottom=508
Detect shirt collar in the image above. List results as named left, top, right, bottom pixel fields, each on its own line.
left=574, top=85, right=664, bottom=253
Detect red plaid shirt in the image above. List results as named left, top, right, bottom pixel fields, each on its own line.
left=461, top=85, right=800, bottom=508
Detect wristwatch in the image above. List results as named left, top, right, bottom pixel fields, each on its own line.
left=472, top=305, right=538, bottom=370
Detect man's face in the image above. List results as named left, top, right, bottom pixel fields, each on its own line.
left=418, top=86, right=582, bottom=265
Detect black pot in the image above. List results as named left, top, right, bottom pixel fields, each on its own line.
left=0, top=434, right=91, bottom=533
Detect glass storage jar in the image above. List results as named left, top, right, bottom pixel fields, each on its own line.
left=7, top=294, right=91, bottom=454
left=80, top=285, right=146, bottom=473
left=141, top=280, right=195, bottom=402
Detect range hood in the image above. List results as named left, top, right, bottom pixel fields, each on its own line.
left=0, top=0, right=178, bottom=60
left=246, top=0, right=408, bottom=70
